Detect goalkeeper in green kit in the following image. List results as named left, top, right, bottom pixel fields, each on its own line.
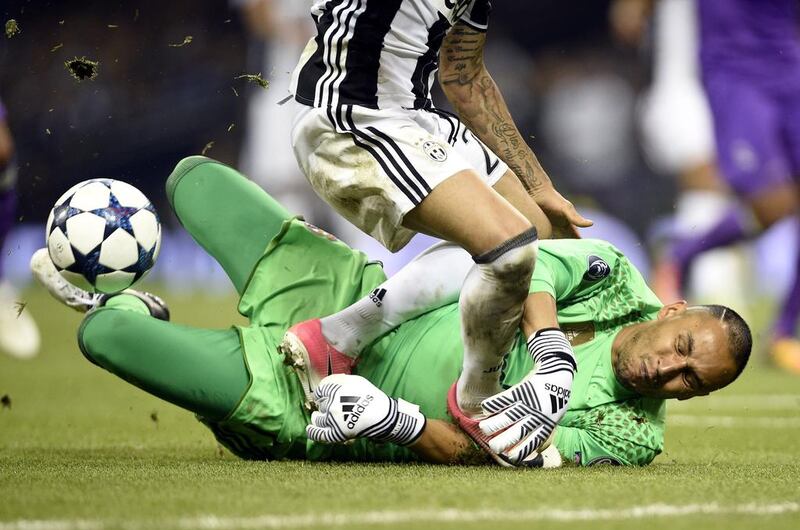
left=31, top=157, right=752, bottom=467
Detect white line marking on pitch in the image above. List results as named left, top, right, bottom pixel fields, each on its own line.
left=2, top=502, right=798, bottom=530
left=670, top=394, right=800, bottom=411
left=669, top=415, right=800, bottom=428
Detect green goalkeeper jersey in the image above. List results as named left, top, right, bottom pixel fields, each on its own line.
left=217, top=220, right=666, bottom=466
left=343, top=239, right=667, bottom=466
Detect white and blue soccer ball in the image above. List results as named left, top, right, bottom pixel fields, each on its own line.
left=46, top=178, right=161, bottom=294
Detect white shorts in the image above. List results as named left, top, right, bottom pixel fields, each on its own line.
left=291, top=102, right=508, bottom=252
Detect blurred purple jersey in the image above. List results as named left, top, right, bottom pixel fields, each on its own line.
left=699, top=0, right=800, bottom=82
left=699, top=0, right=800, bottom=195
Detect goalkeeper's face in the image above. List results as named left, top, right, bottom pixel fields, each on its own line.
left=611, top=302, right=738, bottom=400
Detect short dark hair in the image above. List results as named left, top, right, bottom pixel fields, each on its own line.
left=698, top=304, right=752, bottom=382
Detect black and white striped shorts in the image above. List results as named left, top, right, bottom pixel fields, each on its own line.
left=291, top=102, right=508, bottom=252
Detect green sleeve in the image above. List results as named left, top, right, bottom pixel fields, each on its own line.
left=529, top=239, right=625, bottom=301
left=553, top=398, right=666, bottom=466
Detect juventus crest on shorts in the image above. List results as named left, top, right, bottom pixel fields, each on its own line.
left=291, top=0, right=491, bottom=111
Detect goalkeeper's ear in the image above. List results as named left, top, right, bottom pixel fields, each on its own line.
left=677, top=391, right=709, bottom=401
left=657, top=300, right=688, bottom=319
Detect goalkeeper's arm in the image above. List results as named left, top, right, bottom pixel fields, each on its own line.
left=307, top=373, right=563, bottom=467
left=306, top=373, right=480, bottom=463
left=409, top=419, right=490, bottom=465
left=410, top=419, right=562, bottom=467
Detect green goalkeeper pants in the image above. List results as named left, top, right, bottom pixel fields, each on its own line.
left=78, top=157, right=291, bottom=421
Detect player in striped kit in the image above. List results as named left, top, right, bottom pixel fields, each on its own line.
left=284, top=0, right=592, bottom=453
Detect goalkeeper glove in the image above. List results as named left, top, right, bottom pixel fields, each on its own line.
left=447, top=382, right=555, bottom=467
left=479, top=328, right=576, bottom=465
left=306, top=374, right=426, bottom=446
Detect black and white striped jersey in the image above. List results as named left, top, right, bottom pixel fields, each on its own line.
left=291, top=0, right=491, bottom=111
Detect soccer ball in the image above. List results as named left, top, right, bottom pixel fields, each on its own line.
left=46, top=178, right=161, bottom=294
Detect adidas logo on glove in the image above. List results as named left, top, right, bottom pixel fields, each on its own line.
left=545, top=383, right=570, bottom=414
left=341, top=394, right=375, bottom=429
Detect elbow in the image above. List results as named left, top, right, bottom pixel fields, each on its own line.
left=439, top=80, right=472, bottom=114
left=438, top=67, right=485, bottom=109
left=637, top=447, right=661, bottom=466
left=624, top=446, right=660, bottom=467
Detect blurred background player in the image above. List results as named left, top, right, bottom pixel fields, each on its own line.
left=0, top=98, right=40, bottom=359
left=234, top=0, right=333, bottom=227
left=652, top=0, right=800, bottom=373
left=610, top=0, right=748, bottom=309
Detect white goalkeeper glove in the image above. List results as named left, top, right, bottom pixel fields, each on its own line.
left=479, top=328, right=576, bottom=465
left=306, top=374, right=426, bottom=446
left=446, top=382, right=560, bottom=468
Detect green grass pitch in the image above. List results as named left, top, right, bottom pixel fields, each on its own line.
left=1, top=286, right=799, bottom=530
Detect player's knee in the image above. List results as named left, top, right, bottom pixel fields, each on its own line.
left=165, top=156, right=214, bottom=209
left=76, top=309, right=120, bottom=369
left=473, top=227, right=539, bottom=284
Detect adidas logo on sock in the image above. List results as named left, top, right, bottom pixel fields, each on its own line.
left=369, top=288, right=386, bottom=307
left=483, top=363, right=503, bottom=374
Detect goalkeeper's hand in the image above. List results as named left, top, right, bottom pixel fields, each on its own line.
left=306, top=374, right=426, bottom=446
left=479, top=328, right=576, bottom=465
left=446, top=381, right=556, bottom=467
